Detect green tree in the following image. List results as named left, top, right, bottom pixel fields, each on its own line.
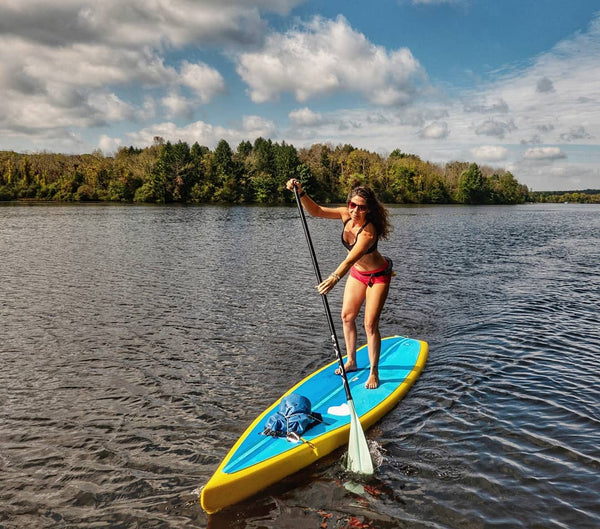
left=233, top=141, right=253, bottom=202
left=250, top=171, right=277, bottom=203
left=297, top=143, right=337, bottom=201
left=213, top=139, right=242, bottom=202
left=426, top=176, right=450, bottom=203
left=252, top=137, right=275, bottom=175
left=0, top=141, right=536, bottom=205
left=457, top=163, right=490, bottom=204
left=245, top=138, right=276, bottom=202
left=190, top=151, right=218, bottom=202
left=170, top=141, right=195, bottom=202
left=444, top=161, right=470, bottom=200
left=273, top=141, right=301, bottom=202
left=492, top=171, right=526, bottom=204
left=388, top=160, right=418, bottom=203
left=133, top=142, right=171, bottom=203
left=214, top=139, right=234, bottom=177
left=236, top=140, right=252, bottom=159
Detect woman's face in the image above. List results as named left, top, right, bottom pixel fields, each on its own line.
left=347, top=195, right=369, bottom=220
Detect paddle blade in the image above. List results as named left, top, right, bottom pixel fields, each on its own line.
left=346, top=400, right=374, bottom=475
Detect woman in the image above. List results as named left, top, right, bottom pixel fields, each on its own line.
left=286, top=179, right=393, bottom=389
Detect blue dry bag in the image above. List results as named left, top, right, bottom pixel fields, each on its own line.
left=263, top=394, right=321, bottom=437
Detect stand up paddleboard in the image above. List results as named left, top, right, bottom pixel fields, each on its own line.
left=200, top=335, right=428, bottom=514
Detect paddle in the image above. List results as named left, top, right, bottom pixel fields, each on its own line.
left=292, top=184, right=374, bottom=475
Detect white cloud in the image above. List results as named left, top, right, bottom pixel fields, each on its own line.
left=280, top=12, right=600, bottom=188
left=236, top=15, right=424, bottom=105
left=536, top=77, right=555, bottom=93
left=559, top=126, right=593, bottom=142
left=14, top=39, right=175, bottom=88
left=241, top=115, right=277, bottom=137
left=180, top=61, right=226, bottom=103
left=0, top=34, right=173, bottom=138
left=474, top=16, right=600, bottom=148
left=140, top=96, right=157, bottom=120
left=124, top=115, right=276, bottom=150
left=0, top=0, right=285, bottom=48
left=161, top=92, right=195, bottom=120
left=471, top=145, right=508, bottom=162
left=523, top=147, right=566, bottom=160
left=474, top=119, right=516, bottom=139
left=88, top=92, right=136, bottom=122
left=98, top=134, right=122, bottom=155
left=419, top=121, right=449, bottom=139
left=511, top=163, right=598, bottom=191
left=126, top=120, right=226, bottom=148
left=464, top=98, right=509, bottom=114
left=0, top=1, right=284, bottom=148
left=289, top=107, right=324, bottom=126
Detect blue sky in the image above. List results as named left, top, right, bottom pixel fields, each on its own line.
left=1, top=0, right=599, bottom=191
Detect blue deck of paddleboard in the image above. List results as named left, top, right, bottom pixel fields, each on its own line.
left=223, top=336, right=422, bottom=474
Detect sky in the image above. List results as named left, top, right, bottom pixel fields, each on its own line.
left=1, top=1, right=599, bottom=191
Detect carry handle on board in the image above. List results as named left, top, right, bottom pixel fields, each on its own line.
left=292, top=184, right=374, bottom=475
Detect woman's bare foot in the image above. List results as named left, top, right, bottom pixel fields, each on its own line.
left=365, top=373, right=379, bottom=389
left=335, top=361, right=357, bottom=375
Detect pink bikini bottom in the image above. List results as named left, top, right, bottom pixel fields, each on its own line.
left=350, top=258, right=393, bottom=287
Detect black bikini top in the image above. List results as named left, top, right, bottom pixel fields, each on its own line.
left=341, top=219, right=378, bottom=254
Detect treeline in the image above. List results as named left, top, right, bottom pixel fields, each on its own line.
left=528, top=189, right=600, bottom=204
left=0, top=137, right=530, bottom=205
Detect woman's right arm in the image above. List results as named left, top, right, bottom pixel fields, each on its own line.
left=286, top=179, right=343, bottom=220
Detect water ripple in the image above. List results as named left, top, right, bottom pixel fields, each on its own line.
left=1, top=203, right=599, bottom=528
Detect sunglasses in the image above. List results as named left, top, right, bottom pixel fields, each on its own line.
left=348, top=200, right=368, bottom=212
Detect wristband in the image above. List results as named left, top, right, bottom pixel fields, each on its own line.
left=298, top=190, right=306, bottom=198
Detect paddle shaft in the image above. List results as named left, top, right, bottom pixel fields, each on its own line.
left=292, top=185, right=354, bottom=403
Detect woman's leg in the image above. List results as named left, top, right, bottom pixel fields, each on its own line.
left=337, top=275, right=367, bottom=374
left=363, top=281, right=391, bottom=389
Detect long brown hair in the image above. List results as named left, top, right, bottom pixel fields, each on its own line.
left=347, top=186, right=392, bottom=239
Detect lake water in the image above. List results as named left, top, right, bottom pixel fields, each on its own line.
left=1, top=202, right=599, bottom=529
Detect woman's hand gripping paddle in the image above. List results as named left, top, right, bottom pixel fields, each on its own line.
left=292, top=184, right=374, bottom=475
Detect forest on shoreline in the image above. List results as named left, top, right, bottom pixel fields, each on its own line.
left=1, top=137, right=597, bottom=205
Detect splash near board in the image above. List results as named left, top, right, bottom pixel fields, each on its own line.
left=200, top=335, right=428, bottom=514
